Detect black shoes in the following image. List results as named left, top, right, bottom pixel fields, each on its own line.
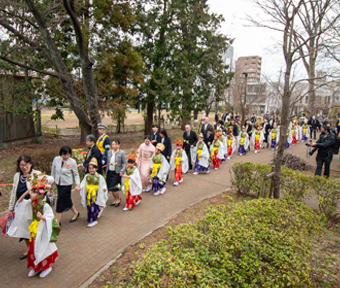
left=20, top=254, right=27, bottom=260
left=69, top=212, right=80, bottom=223
left=110, top=200, right=121, bottom=207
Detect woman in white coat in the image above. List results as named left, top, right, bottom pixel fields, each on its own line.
left=8, top=155, right=54, bottom=260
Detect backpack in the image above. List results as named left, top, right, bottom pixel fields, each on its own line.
left=333, top=135, right=340, bottom=155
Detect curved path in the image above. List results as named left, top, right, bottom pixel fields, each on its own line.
left=1, top=140, right=339, bottom=288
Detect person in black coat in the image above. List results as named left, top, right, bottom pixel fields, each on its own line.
left=308, top=115, right=319, bottom=140
left=204, top=126, right=215, bottom=151
left=183, top=124, right=198, bottom=170
left=309, top=126, right=336, bottom=177
left=159, top=128, right=172, bottom=162
left=151, top=124, right=162, bottom=146
left=200, top=117, right=213, bottom=138
left=81, top=134, right=103, bottom=174
left=262, top=118, right=271, bottom=148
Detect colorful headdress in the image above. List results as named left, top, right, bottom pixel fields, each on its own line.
left=176, top=137, right=184, bottom=146
left=89, top=157, right=98, bottom=167
left=28, top=173, right=52, bottom=198
left=228, top=126, right=233, bottom=133
left=127, top=150, right=138, bottom=162
left=242, top=126, right=246, bottom=129
left=156, top=143, right=165, bottom=151
left=214, top=129, right=222, bottom=136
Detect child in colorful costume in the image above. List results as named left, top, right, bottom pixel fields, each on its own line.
left=191, top=133, right=210, bottom=174
left=300, top=121, right=310, bottom=142
left=237, top=126, right=249, bottom=156
left=170, top=138, right=188, bottom=186
left=285, top=128, right=293, bottom=149
left=80, top=158, right=108, bottom=228
left=150, top=143, right=170, bottom=196
left=210, top=130, right=225, bottom=169
left=252, top=124, right=265, bottom=153
left=8, top=175, right=59, bottom=278
left=226, top=129, right=237, bottom=159
left=121, top=151, right=143, bottom=210
left=269, top=122, right=280, bottom=149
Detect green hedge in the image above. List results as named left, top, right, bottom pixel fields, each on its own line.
left=231, top=162, right=340, bottom=219
left=125, top=199, right=323, bottom=287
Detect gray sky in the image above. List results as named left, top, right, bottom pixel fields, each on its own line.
left=208, top=0, right=285, bottom=78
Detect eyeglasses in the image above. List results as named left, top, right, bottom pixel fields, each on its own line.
left=20, top=164, right=31, bottom=168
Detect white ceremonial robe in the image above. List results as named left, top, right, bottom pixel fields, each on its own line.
left=80, top=173, right=108, bottom=208
left=121, top=168, right=143, bottom=196
left=150, top=154, right=170, bottom=182
left=170, top=149, right=189, bottom=173
left=190, top=142, right=210, bottom=168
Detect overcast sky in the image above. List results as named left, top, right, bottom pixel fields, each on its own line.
left=207, top=0, right=286, bottom=78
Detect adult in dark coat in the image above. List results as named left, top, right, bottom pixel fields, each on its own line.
left=81, top=134, right=103, bottom=174
left=183, top=124, right=198, bottom=170
left=159, top=128, right=172, bottom=162
left=262, top=118, right=271, bottom=148
left=309, top=126, right=336, bottom=177
left=204, top=126, right=215, bottom=151
left=308, top=115, right=319, bottom=140
left=200, top=117, right=213, bottom=138
left=151, top=124, right=162, bottom=146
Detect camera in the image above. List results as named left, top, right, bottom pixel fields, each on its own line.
left=305, top=143, right=310, bottom=146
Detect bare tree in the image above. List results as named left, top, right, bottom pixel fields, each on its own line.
left=293, top=0, right=340, bottom=115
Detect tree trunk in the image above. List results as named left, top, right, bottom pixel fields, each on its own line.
left=307, top=55, right=316, bottom=115
left=145, top=101, right=154, bottom=136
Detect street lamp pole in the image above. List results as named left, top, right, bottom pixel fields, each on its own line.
left=242, top=72, right=248, bottom=124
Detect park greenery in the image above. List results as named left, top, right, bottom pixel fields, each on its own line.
left=0, top=0, right=232, bottom=136
left=104, top=198, right=326, bottom=287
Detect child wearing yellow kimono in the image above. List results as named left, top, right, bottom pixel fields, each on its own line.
left=211, top=131, right=225, bottom=169
left=237, top=126, right=249, bottom=156
left=226, top=129, right=237, bottom=159
left=8, top=176, right=60, bottom=278
left=150, top=143, right=170, bottom=196
left=300, top=121, right=310, bottom=142
left=170, top=138, right=188, bottom=185
left=80, top=158, right=108, bottom=227
left=121, top=151, right=143, bottom=211
left=252, top=125, right=265, bottom=154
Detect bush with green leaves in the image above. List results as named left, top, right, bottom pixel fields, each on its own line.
left=127, top=199, right=323, bottom=287
left=231, top=162, right=340, bottom=220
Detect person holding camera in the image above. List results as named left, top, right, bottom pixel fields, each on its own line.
left=308, top=126, right=336, bottom=177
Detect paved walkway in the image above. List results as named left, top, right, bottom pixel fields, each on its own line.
left=1, top=140, right=339, bottom=288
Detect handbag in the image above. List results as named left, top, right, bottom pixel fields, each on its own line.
left=0, top=212, right=15, bottom=235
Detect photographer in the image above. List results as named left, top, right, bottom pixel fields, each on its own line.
left=308, top=126, right=336, bottom=177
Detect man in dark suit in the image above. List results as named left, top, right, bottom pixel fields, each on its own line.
left=82, top=134, right=103, bottom=174
left=204, top=126, right=215, bottom=151
left=308, top=114, right=319, bottom=140
left=262, top=118, right=271, bottom=148
left=183, top=124, right=198, bottom=170
left=200, top=117, right=213, bottom=138
left=151, top=124, right=162, bottom=146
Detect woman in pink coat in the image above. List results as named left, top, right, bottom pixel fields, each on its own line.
left=136, top=136, right=155, bottom=192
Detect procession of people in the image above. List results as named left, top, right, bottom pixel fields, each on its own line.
left=2, top=111, right=340, bottom=279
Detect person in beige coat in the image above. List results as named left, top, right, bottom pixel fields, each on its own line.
left=8, top=155, right=54, bottom=260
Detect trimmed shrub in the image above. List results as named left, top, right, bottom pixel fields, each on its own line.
left=127, top=199, right=323, bottom=287
left=231, top=162, right=340, bottom=220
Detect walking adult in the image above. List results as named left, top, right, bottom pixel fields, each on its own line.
left=96, top=123, right=111, bottom=165
left=51, top=146, right=80, bottom=225
left=151, top=124, right=162, bottom=147
left=308, top=114, right=319, bottom=140
left=137, top=136, right=155, bottom=192
left=244, top=119, right=253, bottom=150
left=229, top=119, right=239, bottom=137
left=263, top=118, right=271, bottom=148
left=105, top=139, right=126, bottom=207
left=309, top=126, right=336, bottom=177
left=8, top=155, right=54, bottom=260
left=159, top=128, right=172, bottom=162
left=183, top=124, right=198, bottom=171
left=79, top=134, right=103, bottom=174
left=250, top=113, right=257, bottom=125
left=200, top=117, right=213, bottom=138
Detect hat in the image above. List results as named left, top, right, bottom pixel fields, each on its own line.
left=176, top=137, right=184, bottom=146
left=97, top=123, right=107, bottom=130
left=89, top=158, right=98, bottom=167
left=127, top=150, right=137, bottom=162
left=86, top=134, right=96, bottom=142
left=156, top=143, right=165, bottom=151
left=198, top=133, right=204, bottom=138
